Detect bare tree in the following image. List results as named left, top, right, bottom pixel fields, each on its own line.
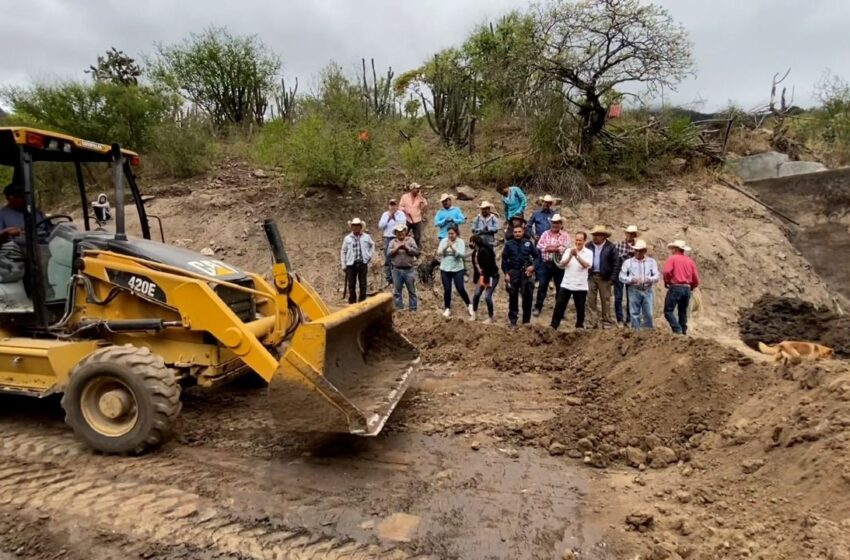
left=532, top=0, right=694, bottom=153
left=767, top=68, right=795, bottom=151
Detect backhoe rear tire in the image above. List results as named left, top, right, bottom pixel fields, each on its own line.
left=61, top=345, right=181, bottom=454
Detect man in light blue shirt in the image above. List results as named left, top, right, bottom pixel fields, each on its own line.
left=498, top=185, right=527, bottom=223
left=378, top=199, right=408, bottom=286
left=618, top=239, right=660, bottom=330
left=434, top=193, right=466, bottom=240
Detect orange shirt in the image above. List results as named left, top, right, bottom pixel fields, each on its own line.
left=399, top=192, right=428, bottom=224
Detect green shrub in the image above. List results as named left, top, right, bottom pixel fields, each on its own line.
left=147, top=120, right=217, bottom=178
left=399, top=137, right=431, bottom=178
left=283, top=112, right=378, bottom=188
left=1, top=81, right=175, bottom=151
left=252, top=119, right=290, bottom=168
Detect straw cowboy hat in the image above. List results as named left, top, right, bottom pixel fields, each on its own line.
left=479, top=201, right=493, bottom=209
left=409, top=182, right=421, bottom=190
left=667, top=239, right=688, bottom=250
left=633, top=239, right=648, bottom=251
left=393, top=223, right=408, bottom=233
left=439, top=193, right=453, bottom=202
left=348, top=218, right=365, bottom=226
left=589, top=224, right=611, bottom=236
left=541, top=194, right=555, bottom=203
left=550, top=213, right=564, bottom=223
left=624, top=224, right=639, bottom=233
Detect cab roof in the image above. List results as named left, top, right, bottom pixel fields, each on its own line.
left=0, top=127, right=140, bottom=166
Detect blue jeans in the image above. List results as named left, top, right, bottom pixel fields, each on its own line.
left=392, top=268, right=417, bottom=311
left=664, top=285, right=691, bottom=334
left=627, top=286, right=654, bottom=330
left=382, top=237, right=393, bottom=284
left=534, top=262, right=564, bottom=311
left=473, top=275, right=500, bottom=318
left=441, top=269, right=470, bottom=310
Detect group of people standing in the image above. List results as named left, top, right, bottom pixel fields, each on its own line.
left=340, top=183, right=701, bottom=334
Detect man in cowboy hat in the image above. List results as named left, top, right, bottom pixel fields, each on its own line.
left=529, top=194, right=558, bottom=242
left=497, top=184, right=527, bottom=224
left=663, top=240, right=700, bottom=335
left=434, top=193, right=466, bottom=240
left=613, top=224, right=640, bottom=326
left=340, top=218, right=376, bottom=304
left=471, top=201, right=500, bottom=247
left=399, top=182, right=428, bottom=248
left=533, top=213, right=571, bottom=317
left=618, top=239, right=660, bottom=330
left=584, top=224, right=620, bottom=328
left=388, top=223, right=420, bottom=312
left=379, top=198, right=408, bottom=287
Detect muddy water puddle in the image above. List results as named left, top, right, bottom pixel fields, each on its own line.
left=179, top=431, right=606, bottom=559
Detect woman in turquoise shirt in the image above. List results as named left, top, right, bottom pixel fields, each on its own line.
left=437, top=226, right=474, bottom=319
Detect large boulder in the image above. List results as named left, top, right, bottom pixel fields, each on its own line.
left=455, top=185, right=477, bottom=201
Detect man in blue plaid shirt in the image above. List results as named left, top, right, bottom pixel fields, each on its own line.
left=613, top=225, right=639, bottom=325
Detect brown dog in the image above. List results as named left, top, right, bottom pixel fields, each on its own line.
left=758, top=341, right=835, bottom=365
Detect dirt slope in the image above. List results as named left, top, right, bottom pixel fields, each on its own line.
left=8, top=161, right=844, bottom=560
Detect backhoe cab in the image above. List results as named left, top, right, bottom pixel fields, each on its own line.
left=0, top=127, right=418, bottom=454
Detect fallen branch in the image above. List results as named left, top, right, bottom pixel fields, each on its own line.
left=470, top=149, right=531, bottom=170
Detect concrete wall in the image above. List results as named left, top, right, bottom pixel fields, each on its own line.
left=729, top=152, right=827, bottom=182
left=747, top=168, right=850, bottom=301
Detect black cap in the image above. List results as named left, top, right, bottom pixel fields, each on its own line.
left=3, top=184, right=24, bottom=197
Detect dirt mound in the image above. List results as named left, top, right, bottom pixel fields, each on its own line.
left=738, top=295, right=850, bottom=357
left=398, top=315, right=768, bottom=469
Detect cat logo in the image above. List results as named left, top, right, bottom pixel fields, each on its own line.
left=187, top=259, right=241, bottom=277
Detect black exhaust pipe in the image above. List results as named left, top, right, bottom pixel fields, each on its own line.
left=111, top=144, right=127, bottom=241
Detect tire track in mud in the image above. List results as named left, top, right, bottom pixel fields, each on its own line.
left=0, top=422, right=412, bottom=560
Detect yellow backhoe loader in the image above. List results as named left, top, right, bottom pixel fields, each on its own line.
left=0, top=127, right=418, bottom=453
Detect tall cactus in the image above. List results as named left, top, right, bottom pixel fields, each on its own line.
left=361, top=58, right=395, bottom=119
left=419, top=55, right=477, bottom=149
left=273, top=76, right=298, bottom=121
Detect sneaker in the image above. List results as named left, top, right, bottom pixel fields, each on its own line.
left=442, top=308, right=451, bottom=318
left=483, top=317, right=493, bottom=325
left=467, top=304, right=475, bottom=319
left=533, top=308, right=542, bottom=318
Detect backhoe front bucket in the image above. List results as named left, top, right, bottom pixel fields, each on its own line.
left=268, top=293, right=419, bottom=435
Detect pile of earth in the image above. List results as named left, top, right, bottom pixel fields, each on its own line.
left=738, top=295, right=850, bottom=357
left=397, top=314, right=770, bottom=470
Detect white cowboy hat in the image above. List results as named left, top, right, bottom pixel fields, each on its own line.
left=389, top=198, right=398, bottom=204
left=624, top=225, right=639, bottom=233
left=348, top=218, right=364, bottom=226
left=633, top=239, right=648, bottom=251
left=479, top=201, right=493, bottom=209
left=393, top=223, right=408, bottom=233
left=439, top=193, right=453, bottom=202
left=541, top=194, right=555, bottom=203
left=550, top=213, right=564, bottom=222
left=409, top=182, right=421, bottom=190
left=589, top=224, right=611, bottom=236
left=667, top=239, right=688, bottom=250
left=684, top=245, right=692, bottom=253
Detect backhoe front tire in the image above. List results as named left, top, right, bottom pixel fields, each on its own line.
left=61, top=345, right=181, bottom=454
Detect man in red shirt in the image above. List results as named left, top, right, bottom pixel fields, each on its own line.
left=662, top=239, right=700, bottom=335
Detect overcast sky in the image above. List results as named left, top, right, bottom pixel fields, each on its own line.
left=1, top=0, right=848, bottom=111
